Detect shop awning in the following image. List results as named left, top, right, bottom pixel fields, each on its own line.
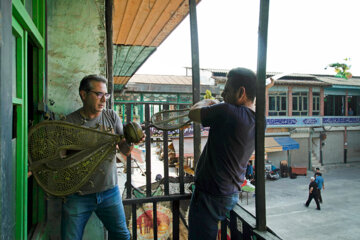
left=273, top=137, right=300, bottom=151
left=265, top=137, right=299, bottom=152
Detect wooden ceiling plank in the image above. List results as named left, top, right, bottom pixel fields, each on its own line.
left=142, top=0, right=184, bottom=46
left=133, top=0, right=170, bottom=46
left=151, top=0, right=189, bottom=46
left=113, top=0, right=128, bottom=43
left=117, top=0, right=142, bottom=44
left=114, top=76, right=130, bottom=85
left=125, top=0, right=151, bottom=45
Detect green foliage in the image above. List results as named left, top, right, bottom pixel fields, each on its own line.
left=326, top=58, right=352, bottom=79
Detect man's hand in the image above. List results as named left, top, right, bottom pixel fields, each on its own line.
left=188, top=99, right=220, bottom=123
left=134, top=132, right=146, bottom=145
left=118, top=138, right=134, bottom=156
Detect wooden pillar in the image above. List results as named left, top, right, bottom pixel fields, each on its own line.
left=320, top=88, right=325, bottom=116
left=308, top=88, right=313, bottom=116
left=345, top=90, right=349, bottom=116
left=288, top=86, right=293, bottom=116
left=265, top=88, right=269, bottom=116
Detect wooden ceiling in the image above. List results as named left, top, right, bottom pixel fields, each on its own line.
left=112, top=0, right=200, bottom=89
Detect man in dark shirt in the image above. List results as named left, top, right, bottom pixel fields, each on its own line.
left=187, top=67, right=257, bottom=239
left=305, top=177, right=321, bottom=210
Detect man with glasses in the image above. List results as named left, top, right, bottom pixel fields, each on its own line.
left=61, top=75, right=134, bottom=240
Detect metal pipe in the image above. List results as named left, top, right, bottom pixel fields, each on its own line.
left=163, top=104, right=169, bottom=195
left=126, top=104, right=132, bottom=199
left=145, top=104, right=152, bottom=197
left=189, top=0, right=201, bottom=168
left=308, top=128, right=313, bottom=170
left=255, top=0, right=270, bottom=232
left=105, top=0, right=114, bottom=108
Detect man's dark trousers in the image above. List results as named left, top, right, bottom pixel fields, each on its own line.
left=305, top=193, right=320, bottom=210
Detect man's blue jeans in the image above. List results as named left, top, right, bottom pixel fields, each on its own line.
left=188, top=188, right=239, bottom=240
left=61, top=186, right=130, bottom=240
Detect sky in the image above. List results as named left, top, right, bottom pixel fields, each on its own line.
left=137, top=0, right=360, bottom=77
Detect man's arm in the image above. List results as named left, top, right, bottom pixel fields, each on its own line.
left=188, top=99, right=219, bottom=123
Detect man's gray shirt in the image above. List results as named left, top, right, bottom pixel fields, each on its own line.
left=66, top=109, right=123, bottom=195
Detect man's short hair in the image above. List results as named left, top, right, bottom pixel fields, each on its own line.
left=226, top=67, right=256, bottom=101
left=79, top=74, right=108, bottom=92
left=315, top=172, right=322, bottom=177
left=316, top=167, right=320, bottom=171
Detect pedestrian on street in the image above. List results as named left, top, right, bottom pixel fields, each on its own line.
left=315, top=172, right=325, bottom=203
left=305, top=177, right=321, bottom=210
left=314, top=167, right=321, bottom=177
left=246, top=161, right=254, bottom=180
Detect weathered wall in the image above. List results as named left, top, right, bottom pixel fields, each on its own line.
left=347, top=130, right=360, bottom=163
left=47, top=0, right=107, bottom=116
left=311, top=136, right=320, bottom=160
left=0, top=0, right=16, bottom=238
left=46, top=0, right=107, bottom=239
left=290, top=137, right=309, bottom=167
left=267, top=151, right=287, bottom=168
left=322, top=131, right=344, bottom=165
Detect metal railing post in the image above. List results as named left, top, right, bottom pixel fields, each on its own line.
left=189, top=0, right=201, bottom=168
left=255, top=0, right=270, bottom=232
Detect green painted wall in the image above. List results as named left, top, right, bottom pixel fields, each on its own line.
left=47, top=0, right=107, bottom=116
left=46, top=0, right=107, bottom=239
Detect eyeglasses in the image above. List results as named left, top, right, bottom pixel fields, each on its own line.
left=88, top=91, right=111, bottom=100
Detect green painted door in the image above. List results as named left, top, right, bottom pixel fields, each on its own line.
left=12, top=15, right=29, bottom=240
left=12, top=0, right=46, bottom=238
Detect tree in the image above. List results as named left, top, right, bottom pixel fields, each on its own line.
left=325, top=58, right=352, bottom=79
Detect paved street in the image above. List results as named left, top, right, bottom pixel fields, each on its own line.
left=241, top=163, right=360, bottom=240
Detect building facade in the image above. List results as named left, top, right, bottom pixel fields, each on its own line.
left=117, top=71, right=360, bottom=171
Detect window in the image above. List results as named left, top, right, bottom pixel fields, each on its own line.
left=269, top=92, right=287, bottom=116
left=313, top=92, right=320, bottom=115
left=292, top=92, right=308, bottom=116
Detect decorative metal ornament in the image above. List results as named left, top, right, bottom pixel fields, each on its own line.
left=150, top=108, right=191, bottom=131
left=27, top=110, right=190, bottom=197
left=28, top=121, right=122, bottom=197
